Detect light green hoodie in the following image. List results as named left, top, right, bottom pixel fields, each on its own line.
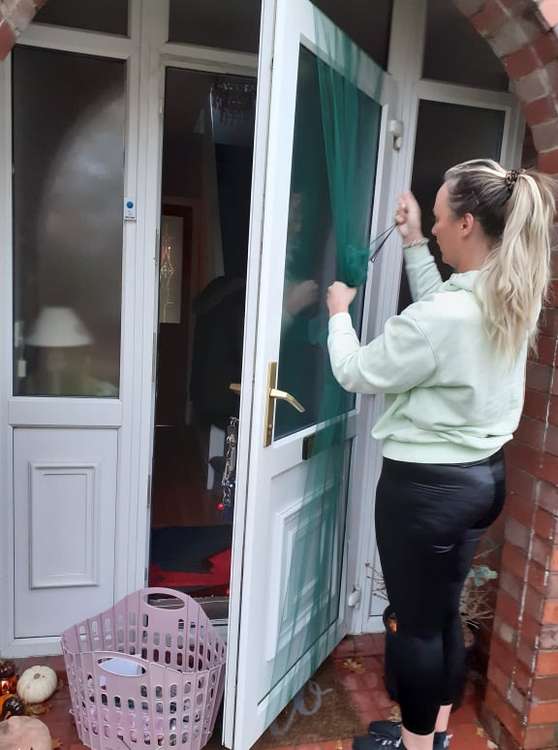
left=327, top=244, right=527, bottom=463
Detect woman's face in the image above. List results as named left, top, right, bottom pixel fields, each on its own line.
left=431, top=182, right=462, bottom=269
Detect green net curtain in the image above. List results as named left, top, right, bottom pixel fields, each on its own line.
left=264, top=4, right=384, bottom=727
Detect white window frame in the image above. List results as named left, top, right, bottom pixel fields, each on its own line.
left=360, top=0, right=524, bottom=635
left=0, top=1, right=145, bottom=656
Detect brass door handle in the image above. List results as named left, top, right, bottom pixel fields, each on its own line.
left=269, top=388, right=305, bottom=413
left=229, top=383, right=241, bottom=395
left=264, top=362, right=305, bottom=446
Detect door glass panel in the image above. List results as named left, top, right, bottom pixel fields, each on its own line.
left=313, top=0, right=393, bottom=70
left=423, top=0, right=508, bottom=91
left=274, top=44, right=380, bottom=439
left=12, top=47, right=126, bottom=397
left=399, top=99, right=505, bottom=311
left=34, top=0, right=129, bottom=36
left=169, top=0, right=261, bottom=53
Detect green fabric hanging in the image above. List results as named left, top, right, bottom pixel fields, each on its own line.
left=264, top=5, right=385, bottom=729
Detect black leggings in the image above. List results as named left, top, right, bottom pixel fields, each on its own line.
left=375, top=451, right=506, bottom=735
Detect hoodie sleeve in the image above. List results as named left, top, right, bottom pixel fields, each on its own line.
left=327, top=311, right=437, bottom=394
left=404, top=244, right=444, bottom=301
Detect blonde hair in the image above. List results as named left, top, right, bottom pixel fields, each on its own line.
left=444, top=159, right=556, bottom=359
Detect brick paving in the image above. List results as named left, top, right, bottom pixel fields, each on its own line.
left=10, top=634, right=496, bottom=749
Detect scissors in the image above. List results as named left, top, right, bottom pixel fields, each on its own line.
left=369, top=222, right=398, bottom=264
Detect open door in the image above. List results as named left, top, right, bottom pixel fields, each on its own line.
left=224, top=1, right=397, bottom=748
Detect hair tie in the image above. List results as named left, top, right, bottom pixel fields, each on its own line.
left=505, top=168, right=524, bottom=192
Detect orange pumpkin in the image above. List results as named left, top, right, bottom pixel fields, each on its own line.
left=0, top=693, right=25, bottom=720
left=0, top=662, right=17, bottom=698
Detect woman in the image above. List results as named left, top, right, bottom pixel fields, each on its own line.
left=326, top=159, right=556, bottom=750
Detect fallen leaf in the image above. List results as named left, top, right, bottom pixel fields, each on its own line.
left=27, top=703, right=49, bottom=716
left=51, top=740, right=62, bottom=749
left=388, top=706, right=401, bottom=722
left=476, top=726, right=486, bottom=737
left=342, top=658, right=365, bottom=673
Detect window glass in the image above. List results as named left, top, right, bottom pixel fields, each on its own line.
left=34, top=0, right=129, bottom=36
left=399, top=100, right=505, bottom=311
left=12, top=47, right=126, bottom=397
left=168, top=0, right=392, bottom=67
left=169, top=0, right=261, bottom=53
left=313, top=0, right=393, bottom=69
left=423, top=0, right=508, bottom=90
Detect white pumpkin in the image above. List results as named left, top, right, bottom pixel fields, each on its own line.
left=0, top=716, right=52, bottom=750
left=16, top=665, right=57, bottom=704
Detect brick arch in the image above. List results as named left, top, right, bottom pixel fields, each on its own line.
left=0, top=0, right=557, bottom=748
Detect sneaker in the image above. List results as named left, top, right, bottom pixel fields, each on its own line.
left=354, top=735, right=404, bottom=750
left=367, top=721, right=452, bottom=749
left=367, top=721, right=401, bottom=743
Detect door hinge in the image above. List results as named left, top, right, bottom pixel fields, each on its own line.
left=347, top=586, right=361, bottom=608
left=144, top=566, right=148, bottom=586
left=365, top=561, right=374, bottom=579
left=147, top=474, right=152, bottom=509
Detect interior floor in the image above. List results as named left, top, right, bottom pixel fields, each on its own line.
left=150, top=426, right=222, bottom=528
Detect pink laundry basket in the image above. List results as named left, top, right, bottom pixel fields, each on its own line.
left=62, top=588, right=227, bottom=750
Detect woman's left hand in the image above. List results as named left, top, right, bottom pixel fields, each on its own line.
left=327, top=282, right=357, bottom=316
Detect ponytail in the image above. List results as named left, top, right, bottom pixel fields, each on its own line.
left=444, top=159, right=556, bottom=359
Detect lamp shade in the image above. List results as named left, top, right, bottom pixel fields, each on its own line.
left=27, top=306, right=93, bottom=347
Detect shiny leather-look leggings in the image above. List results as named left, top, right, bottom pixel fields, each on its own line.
left=374, top=451, right=506, bottom=735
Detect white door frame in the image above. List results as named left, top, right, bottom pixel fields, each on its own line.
left=0, top=0, right=260, bottom=658
left=0, top=0, right=524, bottom=659
left=133, top=0, right=260, bottom=608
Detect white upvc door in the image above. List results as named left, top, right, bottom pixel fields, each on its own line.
left=223, top=1, right=398, bottom=748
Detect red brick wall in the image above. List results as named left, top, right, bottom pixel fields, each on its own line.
left=453, top=3, right=558, bottom=748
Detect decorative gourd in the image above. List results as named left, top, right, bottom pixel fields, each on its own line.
left=0, top=694, right=25, bottom=720
left=0, top=661, right=17, bottom=697
left=16, top=666, right=57, bottom=704
left=0, top=716, right=51, bottom=750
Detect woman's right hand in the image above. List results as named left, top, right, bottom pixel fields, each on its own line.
left=395, top=191, right=424, bottom=243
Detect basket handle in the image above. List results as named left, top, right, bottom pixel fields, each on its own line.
left=141, top=587, right=193, bottom=612
left=96, top=653, right=148, bottom=677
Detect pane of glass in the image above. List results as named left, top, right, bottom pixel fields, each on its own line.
left=12, top=47, right=126, bottom=397
left=274, top=45, right=380, bottom=439
left=34, top=0, right=129, bottom=35
left=169, top=0, right=261, bottom=53
left=398, top=100, right=505, bottom=312
left=313, top=0, right=393, bottom=70
left=423, top=0, right=508, bottom=90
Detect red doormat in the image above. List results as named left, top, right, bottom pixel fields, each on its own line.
left=150, top=547, right=231, bottom=596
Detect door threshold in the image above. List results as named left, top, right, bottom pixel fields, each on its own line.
left=148, top=593, right=229, bottom=625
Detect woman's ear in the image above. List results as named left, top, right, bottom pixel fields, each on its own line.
left=460, top=212, right=475, bottom=238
